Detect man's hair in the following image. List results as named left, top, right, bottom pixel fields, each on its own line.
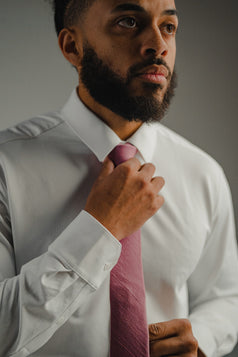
left=51, top=0, right=95, bottom=36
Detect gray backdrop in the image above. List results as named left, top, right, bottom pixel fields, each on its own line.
left=0, top=1, right=237, bottom=356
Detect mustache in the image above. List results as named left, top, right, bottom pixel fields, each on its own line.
left=127, top=57, right=172, bottom=80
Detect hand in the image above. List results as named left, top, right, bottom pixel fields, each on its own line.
left=85, top=157, right=165, bottom=241
left=149, top=319, right=199, bottom=356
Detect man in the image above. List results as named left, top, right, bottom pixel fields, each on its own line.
left=0, top=0, right=238, bottom=356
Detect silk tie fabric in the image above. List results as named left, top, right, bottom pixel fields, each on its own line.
left=109, top=143, right=149, bottom=357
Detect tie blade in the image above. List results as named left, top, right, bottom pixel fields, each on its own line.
left=109, top=143, right=149, bottom=356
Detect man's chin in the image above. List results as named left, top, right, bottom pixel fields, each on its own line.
left=110, top=96, right=165, bottom=123
left=129, top=77, right=166, bottom=95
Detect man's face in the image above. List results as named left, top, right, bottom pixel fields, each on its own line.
left=75, top=0, right=178, bottom=122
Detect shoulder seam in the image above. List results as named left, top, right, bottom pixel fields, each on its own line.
left=0, top=120, right=64, bottom=147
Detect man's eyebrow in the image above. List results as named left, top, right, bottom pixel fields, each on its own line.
left=111, top=4, right=178, bottom=18
left=111, top=3, right=146, bottom=14
left=162, top=9, right=178, bottom=18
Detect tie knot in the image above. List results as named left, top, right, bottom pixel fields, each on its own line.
left=108, top=143, right=137, bottom=166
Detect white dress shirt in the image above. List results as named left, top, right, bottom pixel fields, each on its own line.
left=0, top=89, right=238, bottom=357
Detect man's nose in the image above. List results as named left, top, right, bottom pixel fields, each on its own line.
left=140, top=25, right=168, bottom=59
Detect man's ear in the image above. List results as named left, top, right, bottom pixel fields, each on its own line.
left=58, top=28, right=82, bottom=68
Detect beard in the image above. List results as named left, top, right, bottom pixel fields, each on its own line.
left=80, top=44, right=177, bottom=123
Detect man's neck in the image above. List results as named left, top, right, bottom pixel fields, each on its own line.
left=77, top=86, right=142, bottom=141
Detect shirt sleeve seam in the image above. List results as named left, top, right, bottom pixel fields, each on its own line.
left=0, top=120, right=64, bottom=148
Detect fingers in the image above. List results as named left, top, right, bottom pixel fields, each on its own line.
left=149, top=320, right=177, bottom=341
left=150, top=335, right=198, bottom=356
left=139, top=163, right=156, bottom=180
left=100, top=157, right=165, bottom=198
left=86, top=156, right=165, bottom=240
left=112, top=157, right=164, bottom=187
left=149, top=320, right=199, bottom=357
left=139, top=164, right=165, bottom=189
left=119, top=157, right=142, bottom=172
left=151, top=176, right=165, bottom=194
left=97, top=157, right=115, bottom=181
left=149, top=319, right=193, bottom=340
left=123, top=162, right=165, bottom=206
left=134, top=162, right=165, bottom=192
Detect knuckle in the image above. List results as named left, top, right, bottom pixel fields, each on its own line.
left=193, top=337, right=199, bottom=350
left=134, top=157, right=141, bottom=166
left=177, top=319, right=198, bottom=352
left=146, top=188, right=155, bottom=201
left=153, top=176, right=165, bottom=189
left=157, top=195, right=165, bottom=207
left=150, top=201, right=159, bottom=213
left=150, top=195, right=165, bottom=213
left=148, top=163, right=156, bottom=172
left=159, top=180, right=165, bottom=191
left=138, top=176, right=148, bottom=189
left=157, top=324, right=166, bottom=336
left=159, top=176, right=165, bottom=186
left=180, top=318, right=192, bottom=330
left=151, top=323, right=165, bottom=337
left=186, top=336, right=199, bottom=351
left=143, top=162, right=155, bottom=170
left=119, top=164, right=132, bottom=177
left=149, top=196, right=164, bottom=214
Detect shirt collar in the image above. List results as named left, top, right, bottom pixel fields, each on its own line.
left=61, top=88, right=157, bottom=163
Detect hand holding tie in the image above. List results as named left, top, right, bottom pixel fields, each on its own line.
left=85, top=151, right=165, bottom=241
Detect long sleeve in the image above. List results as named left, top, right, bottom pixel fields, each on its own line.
left=0, top=108, right=124, bottom=357
left=188, top=168, right=238, bottom=357
left=0, top=199, right=121, bottom=356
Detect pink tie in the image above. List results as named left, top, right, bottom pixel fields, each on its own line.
left=109, top=143, right=149, bottom=357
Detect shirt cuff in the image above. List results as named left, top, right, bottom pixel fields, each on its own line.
left=190, top=320, right=217, bottom=357
left=49, top=210, right=122, bottom=289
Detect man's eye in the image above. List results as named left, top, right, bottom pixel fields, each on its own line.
left=163, top=23, right=176, bottom=35
left=118, top=17, right=137, bottom=29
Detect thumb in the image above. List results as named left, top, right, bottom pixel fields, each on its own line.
left=97, top=157, right=114, bottom=181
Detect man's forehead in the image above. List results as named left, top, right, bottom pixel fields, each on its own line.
left=83, top=0, right=177, bottom=22
left=99, top=0, right=176, bottom=12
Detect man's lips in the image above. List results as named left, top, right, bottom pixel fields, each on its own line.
left=136, top=65, right=169, bottom=84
